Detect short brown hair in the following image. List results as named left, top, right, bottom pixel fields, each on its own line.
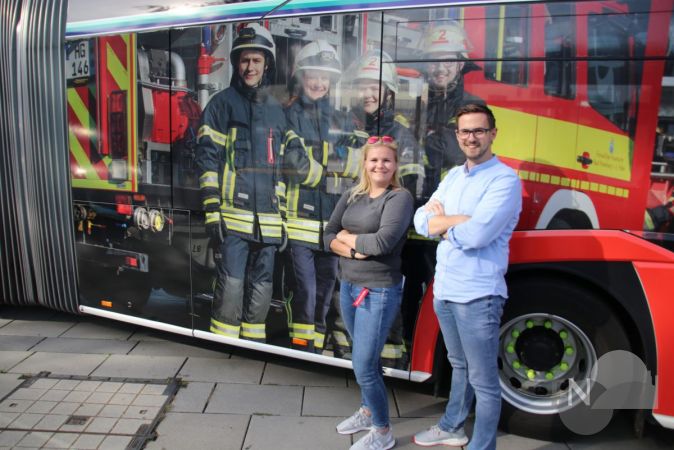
left=456, top=103, right=496, bottom=129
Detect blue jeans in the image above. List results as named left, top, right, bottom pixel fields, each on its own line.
left=434, top=295, right=505, bottom=450
left=340, top=280, right=402, bottom=428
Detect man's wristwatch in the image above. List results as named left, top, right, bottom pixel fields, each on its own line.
left=350, top=248, right=356, bottom=259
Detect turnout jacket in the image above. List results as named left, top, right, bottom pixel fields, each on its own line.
left=283, top=95, right=362, bottom=250
left=196, top=84, right=302, bottom=244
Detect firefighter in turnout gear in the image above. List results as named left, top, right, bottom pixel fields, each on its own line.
left=284, top=40, right=360, bottom=353
left=196, top=24, right=302, bottom=342
left=420, top=21, right=484, bottom=199
left=346, top=50, right=424, bottom=369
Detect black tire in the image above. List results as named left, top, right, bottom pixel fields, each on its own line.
left=498, top=276, right=631, bottom=440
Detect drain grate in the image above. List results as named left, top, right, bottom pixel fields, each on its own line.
left=0, top=372, right=180, bottom=449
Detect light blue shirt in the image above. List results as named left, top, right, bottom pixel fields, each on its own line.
left=414, top=156, right=522, bottom=303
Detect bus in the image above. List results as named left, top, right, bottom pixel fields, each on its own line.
left=2, top=0, right=673, bottom=438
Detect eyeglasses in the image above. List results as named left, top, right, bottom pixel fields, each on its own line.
left=367, top=135, right=395, bottom=144
left=456, top=128, right=492, bottom=139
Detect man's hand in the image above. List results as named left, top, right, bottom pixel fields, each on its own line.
left=424, top=199, right=445, bottom=216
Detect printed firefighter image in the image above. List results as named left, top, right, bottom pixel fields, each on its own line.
left=196, top=24, right=302, bottom=341
left=420, top=21, right=484, bottom=198
left=282, top=40, right=359, bottom=354
left=345, top=50, right=424, bottom=369
left=348, top=50, right=424, bottom=197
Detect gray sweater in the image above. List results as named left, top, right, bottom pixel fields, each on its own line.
left=324, top=188, right=414, bottom=287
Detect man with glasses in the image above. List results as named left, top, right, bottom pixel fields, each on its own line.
left=413, top=104, right=521, bottom=450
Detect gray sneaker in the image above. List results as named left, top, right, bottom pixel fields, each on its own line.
left=337, top=408, right=373, bottom=435
left=413, top=425, right=468, bottom=447
left=351, top=427, right=395, bottom=450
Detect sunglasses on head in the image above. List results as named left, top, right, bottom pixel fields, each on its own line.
left=367, top=135, right=394, bottom=144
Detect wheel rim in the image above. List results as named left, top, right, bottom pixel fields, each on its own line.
left=498, top=313, right=598, bottom=414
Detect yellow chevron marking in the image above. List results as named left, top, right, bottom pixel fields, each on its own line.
left=106, top=42, right=128, bottom=91
left=69, top=128, right=99, bottom=180
left=67, top=88, right=90, bottom=130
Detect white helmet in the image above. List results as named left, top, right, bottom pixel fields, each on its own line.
left=351, top=50, right=398, bottom=94
left=230, top=23, right=276, bottom=66
left=293, top=40, right=341, bottom=78
left=421, top=21, right=472, bottom=58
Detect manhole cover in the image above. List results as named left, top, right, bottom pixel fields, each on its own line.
left=0, top=372, right=180, bottom=449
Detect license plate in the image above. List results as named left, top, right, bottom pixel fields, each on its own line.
left=66, top=40, right=92, bottom=81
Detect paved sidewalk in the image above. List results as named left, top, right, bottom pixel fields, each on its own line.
left=1, top=306, right=673, bottom=449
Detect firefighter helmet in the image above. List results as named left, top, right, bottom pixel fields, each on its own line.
left=350, top=50, right=398, bottom=94
left=421, top=21, right=472, bottom=58
left=293, top=40, right=341, bottom=78
left=230, top=23, right=276, bottom=66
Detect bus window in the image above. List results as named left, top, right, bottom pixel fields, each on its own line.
left=485, top=4, right=530, bottom=85
left=544, top=3, right=576, bottom=99
left=587, top=13, right=632, bottom=132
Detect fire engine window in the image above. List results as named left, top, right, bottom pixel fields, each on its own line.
left=544, top=3, right=576, bottom=99
left=587, top=14, right=632, bottom=133
left=485, top=4, right=530, bottom=86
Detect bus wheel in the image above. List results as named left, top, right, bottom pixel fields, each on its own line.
left=498, top=277, right=631, bottom=440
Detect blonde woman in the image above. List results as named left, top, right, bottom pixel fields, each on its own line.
left=324, top=136, right=414, bottom=450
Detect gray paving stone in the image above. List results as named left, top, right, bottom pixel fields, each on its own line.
left=0, top=411, right=19, bottom=428
left=25, top=400, right=57, bottom=414
left=8, top=387, right=47, bottom=401
left=123, top=405, right=160, bottom=420
left=30, top=378, right=59, bottom=389
left=34, top=414, right=68, bottom=430
left=129, top=340, right=230, bottom=358
left=178, top=356, right=264, bottom=383
left=497, top=432, right=568, bottom=450
left=0, top=398, right=33, bottom=413
left=99, top=435, right=133, bottom=449
left=91, top=354, right=185, bottom=379
left=60, top=319, right=136, bottom=340
left=261, top=361, right=347, bottom=387
left=0, top=373, right=23, bottom=400
left=394, top=387, right=447, bottom=418
left=73, top=402, right=104, bottom=417
left=146, top=412, right=249, bottom=450
left=98, top=404, right=126, bottom=418
left=0, top=319, right=75, bottom=338
left=45, top=431, right=78, bottom=448
left=40, top=389, right=69, bottom=402
left=0, top=335, right=43, bottom=351
left=139, top=384, right=167, bottom=395
left=16, top=431, right=52, bottom=448
left=303, top=386, right=396, bottom=417
left=72, top=433, right=105, bottom=450
left=377, top=417, right=439, bottom=450
left=86, top=392, right=113, bottom=404
left=52, top=379, right=80, bottom=390
left=132, top=394, right=167, bottom=407
left=169, top=381, right=214, bottom=413
left=0, top=351, right=31, bottom=371
left=84, top=416, right=116, bottom=433
left=108, top=392, right=136, bottom=405
left=244, top=415, right=350, bottom=450
left=118, top=382, right=144, bottom=394
left=32, top=337, right=135, bottom=354
left=50, top=402, right=79, bottom=415
left=9, top=412, right=43, bottom=429
left=8, top=352, right=107, bottom=376
left=96, top=381, right=123, bottom=393
left=205, top=383, right=302, bottom=415
left=110, top=418, right=151, bottom=434
left=0, top=430, right=26, bottom=447
left=75, top=380, right=102, bottom=392
left=62, top=390, right=91, bottom=403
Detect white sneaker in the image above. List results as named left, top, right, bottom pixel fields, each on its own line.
left=337, top=407, right=373, bottom=435
left=350, top=427, right=395, bottom=450
left=413, top=425, right=468, bottom=447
